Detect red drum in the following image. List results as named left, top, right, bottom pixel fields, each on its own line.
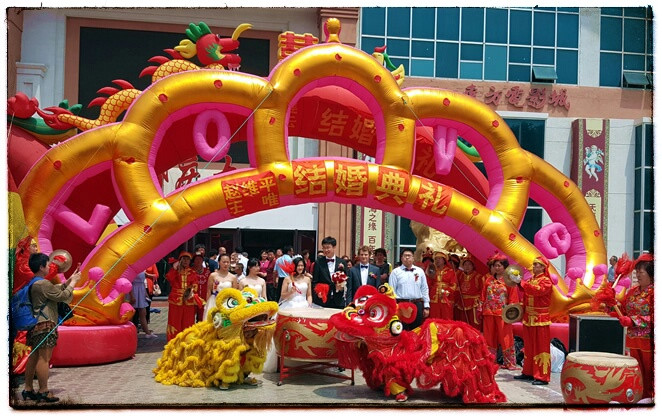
left=274, top=307, right=342, bottom=362
left=561, top=351, right=643, bottom=404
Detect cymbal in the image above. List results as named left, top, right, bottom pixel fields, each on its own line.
left=49, top=249, right=73, bottom=273
left=502, top=303, right=523, bottom=324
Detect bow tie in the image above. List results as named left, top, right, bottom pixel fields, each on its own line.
left=326, top=258, right=335, bottom=263
left=360, top=265, right=369, bottom=269
left=404, top=267, right=414, bottom=272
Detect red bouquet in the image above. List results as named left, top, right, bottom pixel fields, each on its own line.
left=332, top=271, right=348, bottom=284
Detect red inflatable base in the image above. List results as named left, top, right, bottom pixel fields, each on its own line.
left=51, top=323, right=138, bottom=367
left=512, top=322, right=569, bottom=349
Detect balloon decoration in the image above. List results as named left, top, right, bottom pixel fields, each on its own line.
left=10, top=17, right=608, bottom=337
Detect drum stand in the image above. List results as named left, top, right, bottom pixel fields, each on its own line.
left=277, top=329, right=355, bottom=386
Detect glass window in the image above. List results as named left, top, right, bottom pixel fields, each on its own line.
left=509, top=64, right=530, bottom=82
left=387, top=8, right=411, bottom=37
left=520, top=208, right=542, bottom=244
left=485, top=8, right=508, bottom=43
left=461, top=8, right=484, bottom=42
left=558, top=8, right=579, bottom=13
left=391, top=57, right=409, bottom=72
left=399, top=217, right=417, bottom=245
left=437, top=8, right=460, bottom=41
left=624, top=7, right=646, bottom=18
left=557, top=13, right=579, bottom=48
left=360, top=36, right=385, bottom=54
left=599, top=52, right=622, bottom=87
left=412, top=40, right=434, bottom=58
left=362, top=8, right=386, bottom=36
left=600, top=17, right=623, bottom=51
left=510, top=10, right=532, bottom=45
left=484, top=45, right=507, bottom=80
left=633, top=212, right=640, bottom=251
left=519, top=120, right=545, bottom=158
left=460, top=62, right=483, bottom=79
left=601, top=7, right=623, bottom=16
left=388, top=38, right=410, bottom=56
left=533, top=11, right=555, bottom=46
left=556, top=49, right=578, bottom=84
left=461, top=43, right=483, bottom=61
left=645, top=124, right=653, bottom=166
left=509, top=46, right=531, bottom=63
left=412, top=8, right=435, bottom=39
left=644, top=168, right=653, bottom=209
left=411, top=59, right=434, bottom=77
left=646, top=19, right=653, bottom=54
left=623, top=18, right=646, bottom=53
left=642, top=211, right=653, bottom=251
left=634, top=168, right=641, bottom=211
left=436, top=42, right=459, bottom=78
left=623, top=54, right=645, bottom=71
left=533, top=48, right=555, bottom=64
left=635, top=125, right=642, bottom=168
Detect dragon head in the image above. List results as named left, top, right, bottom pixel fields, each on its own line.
left=208, top=287, right=278, bottom=338
left=330, top=284, right=417, bottom=340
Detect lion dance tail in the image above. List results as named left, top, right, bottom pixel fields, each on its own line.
left=419, top=320, right=507, bottom=403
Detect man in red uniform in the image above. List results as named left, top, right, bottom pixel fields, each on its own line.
left=165, top=251, right=198, bottom=341
left=427, top=251, right=457, bottom=320
left=514, top=256, right=553, bottom=385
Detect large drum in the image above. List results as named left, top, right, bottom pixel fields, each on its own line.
left=274, top=307, right=342, bottom=362
left=561, top=351, right=643, bottom=404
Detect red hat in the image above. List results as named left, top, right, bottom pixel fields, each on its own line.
left=532, top=256, right=550, bottom=275
left=179, top=251, right=193, bottom=259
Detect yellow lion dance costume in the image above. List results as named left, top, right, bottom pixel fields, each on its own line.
left=153, top=288, right=278, bottom=389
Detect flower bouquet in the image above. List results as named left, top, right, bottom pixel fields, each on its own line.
left=332, top=270, right=348, bottom=284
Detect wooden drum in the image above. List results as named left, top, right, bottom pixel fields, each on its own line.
left=274, top=307, right=342, bottom=362
left=561, top=351, right=643, bottom=404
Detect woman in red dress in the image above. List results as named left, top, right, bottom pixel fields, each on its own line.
left=615, top=254, right=654, bottom=400
left=481, top=254, right=519, bottom=370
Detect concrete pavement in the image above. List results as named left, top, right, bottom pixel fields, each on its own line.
left=5, top=299, right=597, bottom=410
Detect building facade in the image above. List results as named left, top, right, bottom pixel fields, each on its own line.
left=7, top=6, right=653, bottom=267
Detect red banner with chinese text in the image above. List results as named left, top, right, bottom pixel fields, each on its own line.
left=413, top=180, right=452, bottom=217
left=571, top=119, right=608, bottom=237
left=334, top=161, right=369, bottom=198
left=221, top=171, right=280, bottom=217
left=375, top=166, right=410, bottom=207
left=292, top=161, right=329, bottom=198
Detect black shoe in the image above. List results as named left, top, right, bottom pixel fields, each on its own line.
left=37, top=392, right=60, bottom=403
left=531, top=380, right=548, bottom=385
left=21, top=390, right=39, bottom=401
left=513, top=374, right=534, bottom=381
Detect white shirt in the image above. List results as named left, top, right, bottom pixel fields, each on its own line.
left=326, top=256, right=336, bottom=277
left=359, top=264, right=370, bottom=286
left=388, top=265, right=430, bottom=308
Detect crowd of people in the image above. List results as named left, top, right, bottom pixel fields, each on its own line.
left=130, top=238, right=652, bottom=395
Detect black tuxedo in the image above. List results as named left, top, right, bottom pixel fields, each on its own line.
left=312, top=255, right=348, bottom=308
left=347, top=263, right=380, bottom=304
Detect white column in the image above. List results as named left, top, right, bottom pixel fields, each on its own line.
left=578, top=8, right=601, bottom=87
left=15, top=62, right=47, bottom=103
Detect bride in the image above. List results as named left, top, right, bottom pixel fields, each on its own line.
left=278, top=257, right=312, bottom=308
left=202, top=254, right=237, bottom=321
left=262, top=257, right=314, bottom=373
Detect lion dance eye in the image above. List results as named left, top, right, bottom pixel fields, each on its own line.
left=223, top=298, right=240, bottom=309
left=367, top=304, right=387, bottom=323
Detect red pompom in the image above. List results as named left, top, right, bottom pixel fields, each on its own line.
left=278, top=260, right=296, bottom=275
left=619, top=316, right=633, bottom=328
left=314, top=283, right=329, bottom=303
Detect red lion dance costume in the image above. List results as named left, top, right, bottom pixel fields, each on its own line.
left=330, top=284, right=506, bottom=403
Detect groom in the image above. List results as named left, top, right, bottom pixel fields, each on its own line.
left=312, top=236, right=348, bottom=309
left=346, top=245, right=381, bottom=305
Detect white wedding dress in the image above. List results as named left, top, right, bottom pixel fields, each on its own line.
left=278, top=281, right=310, bottom=309
left=202, top=278, right=233, bottom=321
left=263, top=279, right=311, bottom=373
